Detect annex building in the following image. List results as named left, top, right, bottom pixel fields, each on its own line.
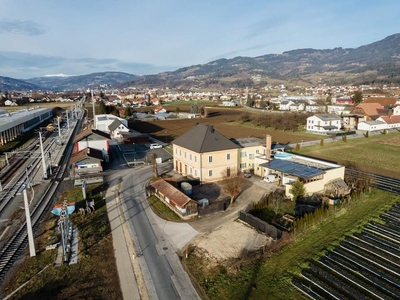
left=0, top=107, right=52, bottom=145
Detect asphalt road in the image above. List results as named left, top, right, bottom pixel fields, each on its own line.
left=108, top=143, right=199, bottom=300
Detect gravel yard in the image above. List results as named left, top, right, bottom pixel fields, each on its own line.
left=191, top=220, right=273, bottom=262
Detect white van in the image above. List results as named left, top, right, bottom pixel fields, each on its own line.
left=150, top=143, right=162, bottom=149
left=264, top=174, right=278, bottom=183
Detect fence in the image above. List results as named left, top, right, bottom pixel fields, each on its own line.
left=198, top=198, right=230, bottom=216
left=239, top=211, right=281, bottom=239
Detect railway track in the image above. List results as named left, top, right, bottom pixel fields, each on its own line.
left=0, top=131, right=51, bottom=184
left=0, top=140, right=55, bottom=216
left=0, top=106, right=84, bottom=283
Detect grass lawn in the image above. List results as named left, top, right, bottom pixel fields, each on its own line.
left=293, top=131, right=400, bottom=178
left=183, top=189, right=400, bottom=299
left=2, top=183, right=122, bottom=300
left=147, top=195, right=183, bottom=222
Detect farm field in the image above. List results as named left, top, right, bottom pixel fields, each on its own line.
left=293, top=132, right=400, bottom=178
left=130, top=106, right=317, bottom=145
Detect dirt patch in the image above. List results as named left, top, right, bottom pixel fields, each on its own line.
left=191, top=220, right=273, bottom=263
left=191, top=183, right=229, bottom=203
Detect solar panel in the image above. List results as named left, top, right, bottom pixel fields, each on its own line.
left=262, top=159, right=325, bottom=179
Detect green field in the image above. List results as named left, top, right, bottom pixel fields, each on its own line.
left=293, top=132, right=400, bottom=178
left=184, top=189, right=400, bottom=299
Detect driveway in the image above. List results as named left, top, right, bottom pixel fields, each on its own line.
left=189, top=176, right=277, bottom=233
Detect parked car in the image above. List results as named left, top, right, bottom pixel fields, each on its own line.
left=243, top=170, right=252, bottom=178
left=264, top=174, right=278, bottom=183
left=150, top=143, right=162, bottom=149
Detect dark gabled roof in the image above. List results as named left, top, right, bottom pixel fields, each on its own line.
left=70, top=147, right=103, bottom=164
left=172, top=124, right=240, bottom=153
left=73, top=128, right=110, bottom=143
left=108, top=119, right=126, bottom=131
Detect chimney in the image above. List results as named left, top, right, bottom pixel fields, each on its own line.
left=265, top=134, right=271, bottom=160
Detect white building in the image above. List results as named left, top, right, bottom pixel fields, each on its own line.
left=306, top=114, right=341, bottom=134
left=108, top=119, right=130, bottom=139
left=73, top=128, right=111, bottom=158
left=94, top=114, right=128, bottom=133
left=357, top=120, right=387, bottom=131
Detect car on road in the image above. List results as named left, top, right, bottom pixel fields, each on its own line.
left=150, top=143, right=163, bottom=149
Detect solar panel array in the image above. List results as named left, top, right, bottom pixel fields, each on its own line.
left=265, top=159, right=326, bottom=179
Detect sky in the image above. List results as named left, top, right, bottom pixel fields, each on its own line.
left=0, top=0, right=399, bottom=79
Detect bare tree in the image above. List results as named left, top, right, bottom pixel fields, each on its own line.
left=221, top=168, right=244, bottom=205
left=270, top=189, right=285, bottom=216
left=150, top=153, right=158, bottom=178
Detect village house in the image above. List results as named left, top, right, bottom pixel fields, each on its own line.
left=306, top=114, right=342, bottom=134
left=94, top=114, right=128, bottom=133
left=69, top=147, right=105, bottom=185
left=108, top=119, right=130, bottom=139
left=350, top=103, right=388, bottom=121
left=73, top=128, right=111, bottom=158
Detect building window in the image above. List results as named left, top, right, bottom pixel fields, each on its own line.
left=184, top=152, right=186, bottom=158
left=190, top=167, right=192, bottom=174
left=227, top=153, right=231, bottom=160
left=208, top=170, right=213, bottom=177
left=208, top=156, right=213, bottom=163
left=179, top=150, right=181, bottom=156
left=195, top=170, right=197, bottom=176
left=249, top=154, right=254, bottom=159
left=240, top=151, right=247, bottom=158
left=256, top=149, right=260, bottom=154
left=190, top=154, right=192, bottom=160
left=240, top=163, right=247, bottom=169
left=175, top=148, right=178, bottom=154
left=194, top=156, right=197, bottom=163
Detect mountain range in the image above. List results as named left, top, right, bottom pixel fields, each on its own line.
left=1, top=33, right=400, bottom=91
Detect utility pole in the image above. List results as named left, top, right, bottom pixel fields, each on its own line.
left=18, top=178, right=36, bottom=257
left=38, top=130, right=47, bottom=179
left=66, top=110, right=70, bottom=129
left=57, top=116, right=61, bottom=140
left=91, top=90, right=96, bottom=129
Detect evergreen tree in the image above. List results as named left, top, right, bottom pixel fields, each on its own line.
left=124, top=107, right=132, bottom=118
left=289, top=180, right=306, bottom=201
left=352, top=90, right=363, bottom=104
left=190, top=102, right=199, bottom=114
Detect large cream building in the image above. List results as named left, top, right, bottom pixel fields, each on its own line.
left=172, top=124, right=346, bottom=199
